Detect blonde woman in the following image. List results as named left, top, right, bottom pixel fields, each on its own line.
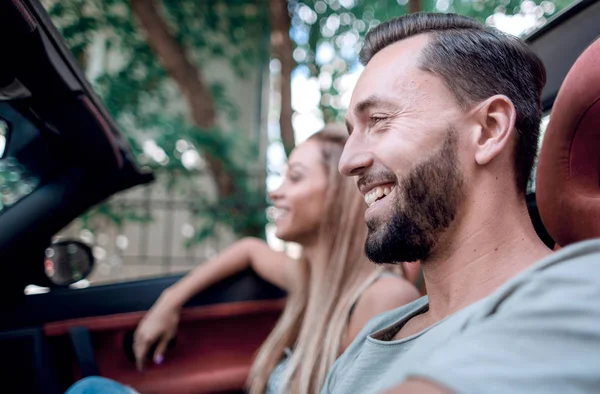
left=66, top=125, right=420, bottom=394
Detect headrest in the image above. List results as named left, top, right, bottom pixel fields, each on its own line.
left=536, top=38, right=600, bottom=247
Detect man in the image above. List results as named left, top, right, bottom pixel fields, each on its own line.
left=322, top=13, right=600, bottom=394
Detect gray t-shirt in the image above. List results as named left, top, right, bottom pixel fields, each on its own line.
left=267, top=272, right=401, bottom=393
left=322, top=239, right=600, bottom=394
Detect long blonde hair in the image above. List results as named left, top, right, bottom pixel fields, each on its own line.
left=248, top=124, right=396, bottom=393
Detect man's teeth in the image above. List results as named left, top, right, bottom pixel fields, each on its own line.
left=364, top=186, right=395, bottom=207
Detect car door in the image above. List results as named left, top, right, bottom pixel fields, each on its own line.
left=2, top=269, right=285, bottom=394
left=0, top=1, right=285, bottom=393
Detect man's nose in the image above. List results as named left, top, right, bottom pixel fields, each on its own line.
left=339, top=133, right=373, bottom=177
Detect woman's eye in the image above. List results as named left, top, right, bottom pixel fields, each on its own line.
left=289, top=173, right=302, bottom=182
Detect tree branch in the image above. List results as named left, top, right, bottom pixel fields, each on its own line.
left=269, top=0, right=295, bottom=156
left=409, top=0, right=421, bottom=14
left=129, top=0, right=234, bottom=196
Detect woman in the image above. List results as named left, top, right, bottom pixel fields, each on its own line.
left=67, top=125, right=420, bottom=394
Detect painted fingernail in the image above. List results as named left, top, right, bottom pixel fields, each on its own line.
left=154, top=355, right=164, bottom=365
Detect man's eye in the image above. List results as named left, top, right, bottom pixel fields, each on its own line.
left=369, top=116, right=387, bottom=126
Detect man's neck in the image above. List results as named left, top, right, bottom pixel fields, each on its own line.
left=421, top=191, right=552, bottom=322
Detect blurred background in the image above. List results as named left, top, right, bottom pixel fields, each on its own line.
left=39, top=0, right=571, bottom=287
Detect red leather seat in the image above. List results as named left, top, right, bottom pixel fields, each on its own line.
left=536, top=38, right=600, bottom=245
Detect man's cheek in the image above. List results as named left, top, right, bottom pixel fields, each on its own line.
left=376, top=144, right=414, bottom=174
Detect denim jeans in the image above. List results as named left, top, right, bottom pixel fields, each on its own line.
left=66, top=377, right=138, bottom=394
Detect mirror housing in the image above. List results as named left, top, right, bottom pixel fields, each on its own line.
left=44, top=240, right=95, bottom=287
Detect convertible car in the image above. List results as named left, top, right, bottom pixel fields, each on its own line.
left=0, top=0, right=598, bottom=393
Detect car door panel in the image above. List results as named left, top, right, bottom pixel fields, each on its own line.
left=45, top=299, right=284, bottom=394
left=2, top=270, right=285, bottom=393
left=0, top=327, right=62, bottom=394
left=2, top=269, right=284, bottom=330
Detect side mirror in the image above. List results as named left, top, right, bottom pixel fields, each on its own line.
left=44, top=240, right=95, bottom=286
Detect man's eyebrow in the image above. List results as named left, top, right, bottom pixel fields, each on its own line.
left=354, top=95, right=398, bottom=115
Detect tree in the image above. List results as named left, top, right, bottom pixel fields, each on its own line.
left=44, top=0, right=271, bottom=240
left=45, top=0, right=574, bottom=244
left=288, top=0, right=571, bottom=124
left=129, top=0, right=234, bottom=197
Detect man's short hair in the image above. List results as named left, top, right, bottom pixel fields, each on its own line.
left=360, top=13, right=546, bottom=194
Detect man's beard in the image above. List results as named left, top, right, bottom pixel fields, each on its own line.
left=365, top=128, right=465, bottom=264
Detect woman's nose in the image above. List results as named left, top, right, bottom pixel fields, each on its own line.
left=268, top=187, right=283, bottom=202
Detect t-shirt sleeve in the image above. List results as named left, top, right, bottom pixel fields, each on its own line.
left=405, top=249, right=600, bottom=394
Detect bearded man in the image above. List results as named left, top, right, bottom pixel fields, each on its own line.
left=322, top=12, right=600, bottom=394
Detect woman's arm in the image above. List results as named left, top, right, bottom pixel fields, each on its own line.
left=162, top=237, right=293, bottom=307
left=134, top=237, right=295, bottom=369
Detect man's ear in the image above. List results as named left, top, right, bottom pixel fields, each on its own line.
left=470, top=95, right=516, bottom=166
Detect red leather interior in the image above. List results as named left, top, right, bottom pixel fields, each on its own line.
left=45, top=299, right=285, bottom=393
left=536, top=38, right=600, bottom=246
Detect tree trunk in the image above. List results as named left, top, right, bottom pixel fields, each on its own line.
left=409, top=0, right=421, bottom=13
left=129, top=0, right=234, bottom=196
left=269, top=0, right=295, bottom=156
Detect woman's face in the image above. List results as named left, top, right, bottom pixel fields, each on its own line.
left=269, top=140, right=329, bottom=244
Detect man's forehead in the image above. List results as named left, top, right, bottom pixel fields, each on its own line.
left=367, top=33, right=430, bottom=69
left=349, top=34, right=431, bottom=114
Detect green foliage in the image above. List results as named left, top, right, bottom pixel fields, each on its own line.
left=44, top=0, right=270, bottom=241
left=290, top=0, right=573, bottom=123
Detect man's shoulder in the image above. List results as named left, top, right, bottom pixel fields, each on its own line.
left=522, top=238, right=600, bottom=280
left=486, top=238, right=600, bottom=312
left=392, top=240, right=600, bottom=394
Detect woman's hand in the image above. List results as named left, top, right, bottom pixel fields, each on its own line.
left=133, top=294, right=181, bottom=371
